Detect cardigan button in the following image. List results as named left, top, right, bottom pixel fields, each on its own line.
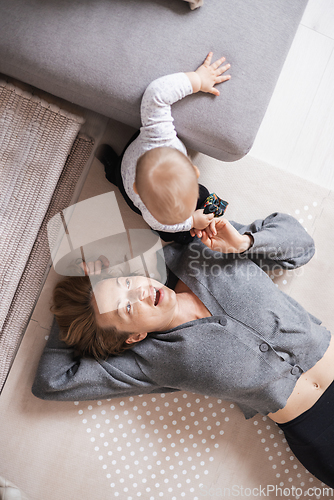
left=291, top=365, right=300, bottom=375
left=259, top=342, right=269, bottom=352
left=219, top=317, right=227, bottom=326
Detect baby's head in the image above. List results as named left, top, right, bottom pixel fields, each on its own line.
left=134, top=147, right=200, bottom=225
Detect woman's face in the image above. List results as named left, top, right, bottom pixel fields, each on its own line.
left=92, top=275, right=177, bottom=337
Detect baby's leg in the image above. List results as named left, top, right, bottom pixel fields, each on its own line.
left=97, top=131, right=142, bottom=217
left=95, top=144, right=119, bottom=185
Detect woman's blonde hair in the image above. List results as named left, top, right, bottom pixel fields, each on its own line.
left=51, top=275, right=134, bottom=359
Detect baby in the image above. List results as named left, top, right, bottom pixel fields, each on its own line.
left=101, top=53, right=231, bottom=243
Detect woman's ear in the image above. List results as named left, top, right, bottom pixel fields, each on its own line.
left=125, top=332, right=147, bottom=344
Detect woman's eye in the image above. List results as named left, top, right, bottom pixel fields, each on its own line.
left=126, top=279, right=130, bottom=289
left=126, top=302, right=131, bottom=314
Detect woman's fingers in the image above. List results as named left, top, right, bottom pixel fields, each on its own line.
left=94, top=260, right=102, bottom=274
left=81, top=261, right=96, bottom=275
left=85, top=261, right=98, bottom=275
left=79, top=255, right=110, bottom=275
left=208, top=219, right=217, bottom=237
left=214, top=218, right=229, bottom=233
left=97, top=255, right=110, bottom=269
left=200, top=230, right=210, bottom=246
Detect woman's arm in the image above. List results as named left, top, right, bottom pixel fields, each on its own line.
left=32, top=320, right=164, bottom=401
left=201, top=212, right=315, bottom=270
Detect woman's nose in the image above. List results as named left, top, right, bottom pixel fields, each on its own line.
left=130, top=286, right=146, bottom=302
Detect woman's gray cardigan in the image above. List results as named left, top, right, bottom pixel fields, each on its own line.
left=32, top=213, right=331, bottom=419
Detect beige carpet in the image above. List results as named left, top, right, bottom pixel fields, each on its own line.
left=0, top=81, right=88, bottom=390
left=0, top=80, right=95, bottom=391
left=0, top=150, right=333, bottom=499
left=0, top=134, right=94, bottom=392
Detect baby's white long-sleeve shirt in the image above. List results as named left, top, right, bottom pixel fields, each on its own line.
left=121, top=72, right=194, bottom=233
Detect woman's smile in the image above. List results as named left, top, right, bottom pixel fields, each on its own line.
left=92, top=275, right=175, bottom=335
left=153, top=287, right=164, bottom=306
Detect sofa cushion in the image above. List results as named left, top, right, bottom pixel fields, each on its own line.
left=0, top=0, right=308, bottom=161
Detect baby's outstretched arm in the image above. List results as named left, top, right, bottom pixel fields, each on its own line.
left=186, top=52, right=231, bottom=96
left=125, top=53, right=231, bottom=235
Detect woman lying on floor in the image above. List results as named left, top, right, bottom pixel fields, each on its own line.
left=32, top=212, right=334, bottom=487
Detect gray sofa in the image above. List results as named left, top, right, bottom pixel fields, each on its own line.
left=0, top=0, right=308, bottom=161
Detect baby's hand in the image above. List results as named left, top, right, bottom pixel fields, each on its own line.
left=187, top=52, right=231, bottom=96
left=190, top=209, right=215, bottom=237
left=190, top=217, right=218, bottom=239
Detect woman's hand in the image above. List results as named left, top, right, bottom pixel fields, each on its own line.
left=186, top=52, right=231, bottom=96
left=200, top=218, right=253, bottom=254
left=79, top=255, right=110, bottom=275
